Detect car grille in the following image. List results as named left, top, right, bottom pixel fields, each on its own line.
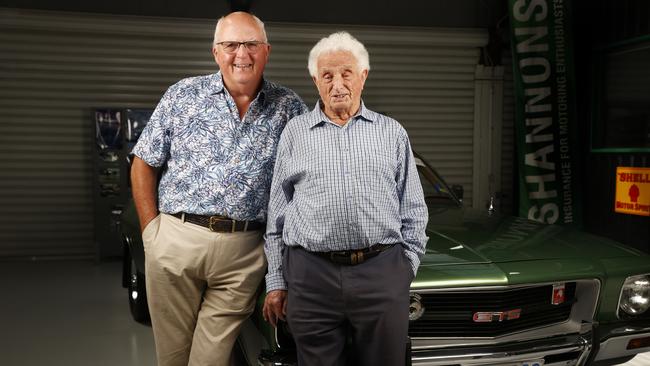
left=408, top=282, right=576, bottom=337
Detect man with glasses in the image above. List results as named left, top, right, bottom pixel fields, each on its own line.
left=131, top=12, right=306, bottom=366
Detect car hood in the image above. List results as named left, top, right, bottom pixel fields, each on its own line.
left=412, top=205, right=643, bottom=288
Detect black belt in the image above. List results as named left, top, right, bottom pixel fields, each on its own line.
left=310, top=244, right=394, bottom=265
left=171, top=212, right=264, bottom=233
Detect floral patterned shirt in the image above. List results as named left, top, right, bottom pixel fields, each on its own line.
left=132, top=72, right=307, bottom=221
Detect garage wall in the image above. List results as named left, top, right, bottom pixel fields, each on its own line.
left=0, top=8, right=486, bottom=258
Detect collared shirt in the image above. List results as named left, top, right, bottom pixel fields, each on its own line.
left=132, top=72, right=307, bottom=221
left=264, top=102, right=429, bottom=292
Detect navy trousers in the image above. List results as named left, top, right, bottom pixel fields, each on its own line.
left=283, top=245, right=413, bottom=366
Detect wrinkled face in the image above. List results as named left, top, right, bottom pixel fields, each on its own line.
left=212, top=15, right=270, bottom=89
left=313, top=50, right=368, bottom=116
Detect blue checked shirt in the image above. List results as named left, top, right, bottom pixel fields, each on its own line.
left=264, top=103, right=429, bottom=292
left=132, top=72, right=307, bottom=221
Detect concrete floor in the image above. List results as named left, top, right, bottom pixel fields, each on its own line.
left=0, top=260, right=155, bottom=366
left=0, top=260, right=648, bottom=366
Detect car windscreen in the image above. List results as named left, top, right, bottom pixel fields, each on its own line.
left=414, top=156, right=457, bottom=204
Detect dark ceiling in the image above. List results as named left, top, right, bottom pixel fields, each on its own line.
left=1, top=0, right=507, bottom=28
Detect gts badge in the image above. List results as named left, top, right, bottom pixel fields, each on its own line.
left=472, top=309, right=522, bottom=323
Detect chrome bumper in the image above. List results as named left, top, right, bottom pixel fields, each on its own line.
left=594, top=326, right=650, bottom=362
left=411, top=333, right=592, bottom=366
left=258, top=333, right=594, bottom=366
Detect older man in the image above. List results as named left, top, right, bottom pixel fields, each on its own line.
left=263, top=31, right=428, bottom=366
left=131, top=12, right=306, bottom=366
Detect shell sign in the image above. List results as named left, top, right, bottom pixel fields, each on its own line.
left=615, top=167, right=650, bottom=217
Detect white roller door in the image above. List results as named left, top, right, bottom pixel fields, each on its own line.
left=0, top=8, right=486, bottom=257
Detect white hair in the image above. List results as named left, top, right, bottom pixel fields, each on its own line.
left=308, top=31, right=370, bottom=78
left=212, top=12, right=267, bottom=47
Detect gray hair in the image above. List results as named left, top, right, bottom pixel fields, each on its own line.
left=212, top=12, right=267, bottom=47
left=308, top=31, right=370, bottom=78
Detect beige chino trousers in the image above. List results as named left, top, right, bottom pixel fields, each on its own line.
left=143, top=213, right=266, bottom=366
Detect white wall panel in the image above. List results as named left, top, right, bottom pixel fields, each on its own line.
left=501, top=52, right=516, bottom=215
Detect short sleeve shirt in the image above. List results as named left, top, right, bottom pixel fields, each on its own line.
left=132, top=72, right=308, bottom=221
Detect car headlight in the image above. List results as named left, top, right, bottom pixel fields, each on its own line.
left=619, top=274, right=650, bottom=316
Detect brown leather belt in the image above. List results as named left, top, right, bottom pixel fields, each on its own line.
left=171, top=212, right=264, bottom=233
left=311, top=244, right=394, bottom=265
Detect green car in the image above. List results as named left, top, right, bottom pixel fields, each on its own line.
left=120, top=154, right=650, bottom=366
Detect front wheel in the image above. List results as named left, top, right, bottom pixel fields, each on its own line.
left=231, top=338, right=250, bottom=366
left=127, top=250, right=150, bottom=323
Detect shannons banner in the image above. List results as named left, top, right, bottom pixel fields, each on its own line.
left=508, top=0, right=581, bottom=226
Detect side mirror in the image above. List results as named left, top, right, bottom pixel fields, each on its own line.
left=451, top=184, right=464, bottom=202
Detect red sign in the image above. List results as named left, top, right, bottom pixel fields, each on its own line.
left=615, top=167, right=650, bottom=217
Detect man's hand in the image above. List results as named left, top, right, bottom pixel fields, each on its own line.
left=262, top=290, right=287, bottom=327
left=139, top=214, right=159, bottom=233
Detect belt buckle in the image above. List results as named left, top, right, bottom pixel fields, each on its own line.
left=350, top=250, right=364, bottom=265
left=208, top=215, right=234, bottom=232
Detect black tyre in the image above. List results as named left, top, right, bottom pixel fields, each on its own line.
left=231, top=339, right=250, bottom=366
left=127, top=251, right=150, bottom=323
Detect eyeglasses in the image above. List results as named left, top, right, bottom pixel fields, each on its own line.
left=216, top=41, right=267, bottom=54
